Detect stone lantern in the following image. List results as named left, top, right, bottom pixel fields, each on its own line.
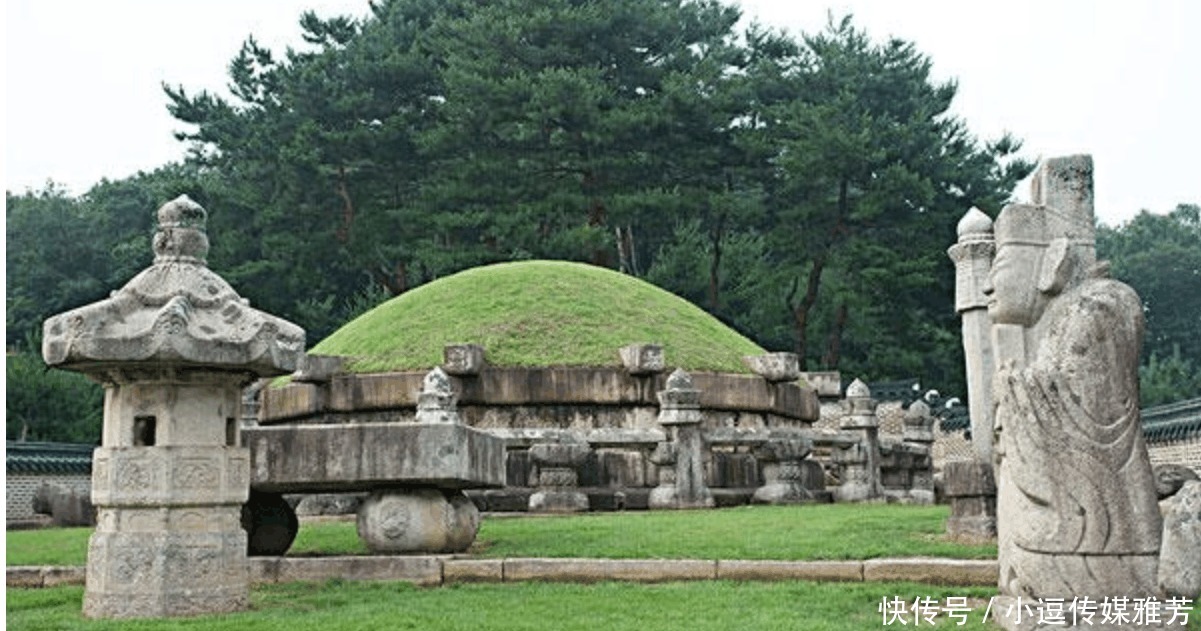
left=42, top=195, right=304, bottom=618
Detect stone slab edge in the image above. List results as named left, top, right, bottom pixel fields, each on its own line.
left=862, top=558, right=998, bottom=586
left=8, top=557, right=997, bottom=588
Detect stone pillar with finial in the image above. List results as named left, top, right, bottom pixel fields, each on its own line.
left=832, top=379, right=882, bottom=502
left=42, top=195, right=305, bottom=619
left=648, top=369, right=714, bottom=509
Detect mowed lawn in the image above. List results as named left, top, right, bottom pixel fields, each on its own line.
left=8, top=504, right=996, bottom=566
left=8, top=580, right=1005, bottom=631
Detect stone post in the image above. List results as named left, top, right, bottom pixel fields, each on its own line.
left=42, top=196, right=304, bottom=618
left=751, top=434, right=816, bottom=504
left=356, top=367, right=480, bottom=552
left=942, top=460, right=997, bottom=543
left=947, top=207, right=999, bottom=541
left=833, top=379, right=882, bottom=502
left=947, top=207, right=996, bottom=461
left=528, top=443, right=591, bottom=512
left=901, top=401, right=935, bottom=504
left=619, top=343, right=665, bottom=376
left=414, top=367, right=460, bottom=424
left=648, top=369, right=714, bottom=509
left=443, top=343, right=486, bottom=376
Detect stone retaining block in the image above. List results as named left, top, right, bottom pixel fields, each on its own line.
left=503, top=558, right=717, bottom=583
left=862, top=558, right=997, bottom=586
left=716, top=560, right=862, bottom=582
left=9, top=556, right=997, bottom=589
left=444, top=559, right=505, bottom=583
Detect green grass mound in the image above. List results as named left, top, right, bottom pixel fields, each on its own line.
left=312, top=260, right=765, bottom=373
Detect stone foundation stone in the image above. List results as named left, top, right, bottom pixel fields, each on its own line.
left=357, top=489, right=479, bottom=553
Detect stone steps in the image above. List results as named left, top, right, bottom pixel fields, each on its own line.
left=8, top=556, right=997, bottom=589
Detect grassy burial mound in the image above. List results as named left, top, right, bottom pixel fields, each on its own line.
left=311, top=260, right=765, bottom=373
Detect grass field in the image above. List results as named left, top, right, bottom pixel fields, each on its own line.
left=7, top=580, right=1005, bottom=631
left=310, top=260, right=766, bottom=373
left=8, top=504, right=995, bottom=567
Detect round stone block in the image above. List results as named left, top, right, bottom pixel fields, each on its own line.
left=357, top=489, right=479, bottom=553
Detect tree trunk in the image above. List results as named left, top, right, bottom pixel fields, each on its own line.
left=792, top=255, right=826, bottom=370
left=707, top=214, right=726, bottom=311
left=822, top=301, right=848, bottom=368
left=335, top=165, right=355, bottom=243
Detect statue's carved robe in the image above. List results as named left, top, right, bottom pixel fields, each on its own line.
left=995, top=278, right=1161, bottom=598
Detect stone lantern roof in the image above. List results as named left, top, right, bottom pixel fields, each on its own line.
left=42, top=195, right=304, bottom=377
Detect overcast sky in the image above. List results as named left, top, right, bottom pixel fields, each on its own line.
left=5, top=0, right=1199, bottom=226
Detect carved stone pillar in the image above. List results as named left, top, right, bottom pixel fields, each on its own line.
left=648, top=369, right=714, bottom=509
left=833, top=379, right=882, bottom=502
left=901, top=401, right=935, bottom=505
left=42, top=196, right=304, bottom=618
left=752, top=434, right=815, bottom=504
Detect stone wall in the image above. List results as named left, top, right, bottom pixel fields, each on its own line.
left=6, top=474, right=90, bottom=519
left=1148, top=438, right=1201, bottom=473
left=257, top=364, right=822, bottom=510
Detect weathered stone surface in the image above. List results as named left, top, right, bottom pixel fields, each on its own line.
left=7, top=567, right=43, bottom=588
left=32, top=481, right=95, bottom=527
left=42, top=566, right=87, bottom=587
left=716, top=560, right=861, bottom=582
left=949, top=206, right=997, bottom=461
left=1154, top=463, right=1200, bottom=500
left=799, top=371, right=841, bottom=398
left=43, top=196, right=304, bottom=376
left=415, top=367, right=460, bottom=424
left=272, top=556, right=443, bottom=586
left=743, top=353, right=800, bottom=382
left=863, top=558, right=997, bottom=586
left=245, top=422, right=506, bottom=493
left=357, top=489, right=479, bottom=553
left=264, top=366, right=821, bottom=422
left=443, top=344, right=487, bottom=376
left=901, top=401, right=935, bottom=445
left=942, top=460, right=996, bottom=542
left=40, top=196, right=305, bottom=619
left=503, top=558, right=716, bottom=582
left=942, top=460, right=996, bottom=496
left=988, top=157, right=1162, bottom=613
left=444, top=559, right=504, bottom=583
left=1158, top=480, right=1201, bottom=599
left=527, top=442, right=592, bottom=513
left=751, top=434, right=818, bottom=504
left=649, top=370, right=714, bottom=510
left=292, top=354, right=345, bottom=383
left=619, top=343, right=665, bottom=375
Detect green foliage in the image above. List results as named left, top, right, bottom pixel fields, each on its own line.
left=1139, top=347, right=1201, bottom=407
left=8, top=581, right=1006, bottom=631
left=5, top=351, right=102, bottom=444
left=1097, top=204, right=1201, bottom=369
left=312, top=260, right=765, bottom=372
left=12, top=3, right=1035, bottom=403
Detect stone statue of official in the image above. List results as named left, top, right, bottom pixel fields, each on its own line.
left=987, top=157, right=1162, bottom=628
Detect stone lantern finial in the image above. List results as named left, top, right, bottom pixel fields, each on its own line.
left=153, top=195, right=210, bottom=264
